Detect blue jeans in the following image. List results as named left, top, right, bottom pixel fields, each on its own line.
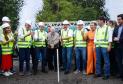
left=75, top=47, right=86, bottom=71
left=62, top=47, right=73, bottom=71
left=19, top=48, right=30, bottom=72
left=96, top=47, right=110, bottom=76
left=35, top=47, right=46, bottom=70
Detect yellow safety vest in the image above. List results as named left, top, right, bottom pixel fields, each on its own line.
left=74, top=29, right=87, bottom=47
left=1, top=33, right=14, bottom=55
left=18, top=28, right=32, bottom=48
left=33, top=30, right=47, bottom=47
left=61, top=29, right=73, bottom=47
left=95, top=25, right=110, bottom=48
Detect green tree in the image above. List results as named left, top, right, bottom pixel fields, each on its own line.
left=0, top=0, right=23, bottom=30
left=37, top=0, right=109, bottom=21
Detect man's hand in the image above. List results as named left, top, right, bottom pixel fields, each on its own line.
left=114, top=37, right=119, bottom=41
left=50, top=44, right=54, bottom=49
left=2, top=41, right=9, bottom=45
left=81, top=31, right=84, bottom=36
left=25, top=32, right=34, bottom=37
left=107, top=46, right=111, bottom=52
left=9, top=38, right=15, bottom=42
left=30, top=32, right=34, bottom=36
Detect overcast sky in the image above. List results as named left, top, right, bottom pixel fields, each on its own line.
left=105, top=0, right=123, bottom=20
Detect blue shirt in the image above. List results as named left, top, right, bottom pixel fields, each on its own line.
left=117, top=26, right=123, bottom=39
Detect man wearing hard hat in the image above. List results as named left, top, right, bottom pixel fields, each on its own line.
left=61, top=20, right=74, bottom=74
left=0, top=16, right=11, bottom=74
left=32, top=22, right=48, bottom=74
left=73, top=20, right=87, bottom=75
left=17, top=20, right=33, bottom=76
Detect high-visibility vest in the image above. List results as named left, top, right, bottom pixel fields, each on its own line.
left=95, top=25, right=110, bottom=48
left=1, top=33, right=14, bottom=55
left=61, top=29, right=73, bottom=47
left=74, top=29, right=87, bottom=47
left=34, top=30, right=47, bottom=47
left=18, top=28, right=32, bottom=48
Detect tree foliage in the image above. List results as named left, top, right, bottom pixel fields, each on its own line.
left=37, top=0, right=109, bottom=21
left=0, top=0, right=23, bottom=30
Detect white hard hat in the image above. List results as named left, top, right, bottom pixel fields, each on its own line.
left=25, top=20, right=32, bottom=26
left=2, top=23, right=10, bottom=29
left=63, top=20, right=69, bottom=25
left=2, top=16, right=11, bottom=22
left=77, top=20, right=84, bottom=25
left=38, top=22, right=45, bottom=26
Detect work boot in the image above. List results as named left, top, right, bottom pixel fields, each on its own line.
left=102, top=76, right=110, bottom=80
left=74, top=70, right=80, bottom=74
left=25, top=72, right=32, bottom=76
left=94, top=74, right=101, bottom=78
left=64, top=71, right=70, bottom=75
left=42, top=69, right=48, bottom=73
left=19, top=72, right=24, bottom=76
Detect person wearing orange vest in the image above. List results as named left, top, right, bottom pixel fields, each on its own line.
left=85, top=22, right=97, bottom=75
left=1, top=23, right=14, bottom=76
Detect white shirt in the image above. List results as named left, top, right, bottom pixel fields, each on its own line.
left=61, top=28, right=73, bottom=37
left=18, top=27, right=31, bottom=39
left=108, top=27, right=114, bottom=42
left=68, top=30, right=73, bottom=37
left=33, top=30, right=47, bottom=41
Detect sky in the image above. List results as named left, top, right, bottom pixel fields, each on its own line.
left=105, top=0, right=123, bottom=20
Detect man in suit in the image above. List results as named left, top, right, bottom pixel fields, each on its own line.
left=113, top=14, right=123, bottom=80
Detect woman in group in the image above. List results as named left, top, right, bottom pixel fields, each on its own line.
left=85, top=22, right=97, bottom=75
left=1, top=23, right=14, bottom=76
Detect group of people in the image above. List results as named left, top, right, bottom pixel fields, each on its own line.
left=0, top=14, right=123, bottom=81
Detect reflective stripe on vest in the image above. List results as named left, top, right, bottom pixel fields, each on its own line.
left=61, top=29, right=73, bottom=47
left=2, top=47, right=13, bottom=55
left=18, top=28, right=32, bottom=48
left=95, top=25, right=109, bottom=48
left=1, top=34, right=14, bottom=55
left=74, top=30, right=86, bottom=47
left=34, top=30, right=46, bottom=47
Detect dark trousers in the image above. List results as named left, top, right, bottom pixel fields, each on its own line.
left=109, top=48, right=117, bottom=75
left=30, top=47, right=37, bottom=72
left=34, top=47, right=46, bottom=71
left=47, top=48, right=57, bottom=70
left=19, top=48, right=30, bottom=72
left=115, top=45, right=123, bottom=77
